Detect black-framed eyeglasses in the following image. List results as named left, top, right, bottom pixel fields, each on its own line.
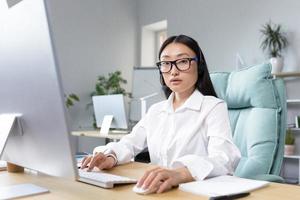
left=156, top=57, right=198, bottom=73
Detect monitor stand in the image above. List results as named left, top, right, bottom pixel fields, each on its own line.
left=0, top=113, right=23, bottom=158
left=0, top=114, right=24, bottom=173
left=0, top=114, right=49, bottom=199
left=7, top=162, right=24, bottom=173
left=100, top=115, right=114, bottom=135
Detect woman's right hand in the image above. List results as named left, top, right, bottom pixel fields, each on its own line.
left=80, top=152, right=116, bottom=171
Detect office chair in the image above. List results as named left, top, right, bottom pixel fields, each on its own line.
left=210, top=62, right=286, bottom=182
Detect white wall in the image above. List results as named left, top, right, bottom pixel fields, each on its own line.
left=46, top=0, right=138, bottom=151
left=141, top=28, right=156, bottom=66
left=47, top=0, right=138, bottom=130
left=47, top=0, right=300, bottom=129
left=137, top=0, right=300, bottom=72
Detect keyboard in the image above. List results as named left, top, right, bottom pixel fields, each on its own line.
left=78, top=169, right=137, bottom=188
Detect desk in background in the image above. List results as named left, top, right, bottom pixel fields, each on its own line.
left=71, top=130, right=128, bottom=142
left=1, top=162, right=300, bottom=200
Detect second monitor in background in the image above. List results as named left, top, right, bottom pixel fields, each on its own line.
left=92, top=94, right=128, bottom=134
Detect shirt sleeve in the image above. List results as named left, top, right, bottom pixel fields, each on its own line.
left=93, top=116, right=148, bottom=165
left=171, top=102, right=241, bottom=180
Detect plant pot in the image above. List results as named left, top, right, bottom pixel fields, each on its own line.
left=270, top=57, right=284, bottom=74
left=284, top=144, right=295, bottom=155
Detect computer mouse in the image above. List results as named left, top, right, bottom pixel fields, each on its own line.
left=132, top=185, right=157, bottom=195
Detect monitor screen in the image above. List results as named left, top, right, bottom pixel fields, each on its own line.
left=0, top=0, right=76, bottom=178
left=92, top=94, right=128, bottom=129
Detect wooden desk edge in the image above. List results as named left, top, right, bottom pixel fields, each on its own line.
left=1, top=162, right=300, bottom=199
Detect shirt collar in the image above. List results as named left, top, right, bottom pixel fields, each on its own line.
left=162, top=89, right=204, bottom=113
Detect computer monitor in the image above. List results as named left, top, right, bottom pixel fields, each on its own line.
left=92, top=94, right=128, bottom=130
left=0, top=0, right=76, bottom=178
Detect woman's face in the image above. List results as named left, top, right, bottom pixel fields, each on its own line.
left=160, top=42, right=198, bottom=95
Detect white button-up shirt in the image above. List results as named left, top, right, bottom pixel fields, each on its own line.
left=94, top=89, right=241, bottom=180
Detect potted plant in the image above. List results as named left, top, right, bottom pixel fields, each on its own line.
left=91, top=71, right=128, bottom=96
left=285, top=128, right=295, bottom=155
left=260, top=21, right=288, bottom=74
left=89, top=70, right=129, bottom=128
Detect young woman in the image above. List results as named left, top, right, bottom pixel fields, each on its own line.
left=81, top=35, right=241, bottom=193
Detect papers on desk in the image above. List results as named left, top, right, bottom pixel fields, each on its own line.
left=0, top=160, right=6, bottom=171
left=179, top=175, right=269, bottom=197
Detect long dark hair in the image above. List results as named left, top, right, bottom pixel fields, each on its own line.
left=158, top=35, right=217, bottom=98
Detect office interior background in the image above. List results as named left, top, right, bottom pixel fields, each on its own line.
left=45, top=0, right=300, bottom=182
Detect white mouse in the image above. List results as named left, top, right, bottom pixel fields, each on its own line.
left=132, top=185, right=157, bottom=195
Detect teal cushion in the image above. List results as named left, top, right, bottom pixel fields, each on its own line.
left=210, top=63, right=283, bottom=178
left=211, top=63, right=278, bottom=109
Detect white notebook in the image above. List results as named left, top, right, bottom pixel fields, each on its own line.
left=0, top=183, right=49, bottom=199
left=179, top=175, right=269, bottom=197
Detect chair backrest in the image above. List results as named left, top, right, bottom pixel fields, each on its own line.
left=210, top=63, right=286, bottom=178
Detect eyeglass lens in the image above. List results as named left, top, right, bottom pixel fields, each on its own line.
left=158, top=58, right=194, bottom=73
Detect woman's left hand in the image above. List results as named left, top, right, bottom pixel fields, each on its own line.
left=136, top=166, right=194, bottom=193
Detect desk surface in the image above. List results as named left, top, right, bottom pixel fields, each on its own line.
left=1, top=162, right=300, bottom=200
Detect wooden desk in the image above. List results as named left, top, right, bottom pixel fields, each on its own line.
left=1, top=162, right=300, bottom=200
left=71, top=130, right=128, bottom=142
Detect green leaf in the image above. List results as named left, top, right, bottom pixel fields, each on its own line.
left=65, top=98, right=74, bottom=108
left=65, top=93, right=80, bottom=108
left=69, top=93, right=80, bottom=101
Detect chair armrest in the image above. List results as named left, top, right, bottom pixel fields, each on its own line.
left=251, top=174, right=284, bottom=183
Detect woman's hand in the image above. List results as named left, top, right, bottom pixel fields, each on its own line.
left=80, top=152, right=116, bottom=171
left=136, top=166, right=194, bottom=193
